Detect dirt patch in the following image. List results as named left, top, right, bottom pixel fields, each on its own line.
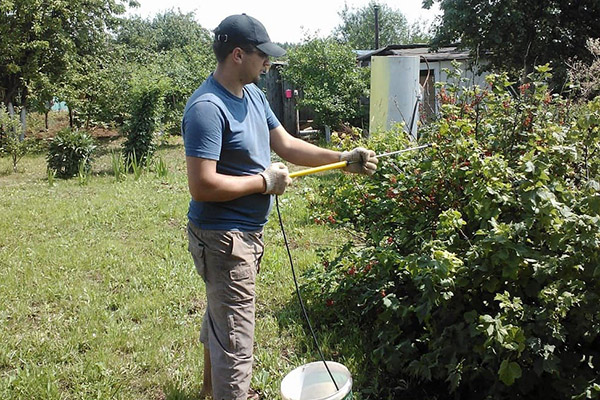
left=28, top=111, right=121, bottom=140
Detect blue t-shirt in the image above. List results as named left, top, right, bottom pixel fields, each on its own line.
left=182, top=74, right=281, bottom=231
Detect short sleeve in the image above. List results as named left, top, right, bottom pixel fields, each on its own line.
left=182, top=100, right=224, bottom=160
left=265, top=100, right=280, bottom=131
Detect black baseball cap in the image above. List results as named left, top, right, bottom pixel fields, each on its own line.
left=214, top=14, right=286, bottom=58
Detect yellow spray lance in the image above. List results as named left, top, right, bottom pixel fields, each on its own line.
left=289, top=143, right=433, bottom=178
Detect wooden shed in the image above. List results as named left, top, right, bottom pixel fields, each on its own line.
left=258, top=62, right=297, bottom=135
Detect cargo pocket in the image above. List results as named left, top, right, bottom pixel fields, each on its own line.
left=230, top=233, right=262, bottom=274
left=227, top=313, right=237, bottom=351
left=226, top=234, right=258, bottom=301
left=188, top=240, right=206, bottom=280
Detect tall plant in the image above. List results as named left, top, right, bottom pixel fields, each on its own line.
left=122, top=70, right=169, bottom=167
left=568, top=38, right=600, bottom=100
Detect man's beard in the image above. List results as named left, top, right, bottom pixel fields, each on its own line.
left=252, top=71, right=267, bottom=85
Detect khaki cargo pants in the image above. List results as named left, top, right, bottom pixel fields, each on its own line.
left=187, top=222, right=264, bottom=400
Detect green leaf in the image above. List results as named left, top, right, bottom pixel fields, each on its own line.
left=525, top=161, right=535, bottom=173
left=498, top=359, right=522, bottom=386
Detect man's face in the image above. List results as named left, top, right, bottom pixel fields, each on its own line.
left=241, top=47, right=271, bottom=84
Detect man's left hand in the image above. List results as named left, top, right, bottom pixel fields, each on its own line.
left=340, top=147, right=378, bottom=175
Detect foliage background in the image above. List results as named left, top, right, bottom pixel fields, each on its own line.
left=333, top=0, right=432, bottom=49
left=424, top=0, right=600, bottom=86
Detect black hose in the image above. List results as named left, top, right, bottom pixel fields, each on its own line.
left=275, top=195, right=340, bottom=391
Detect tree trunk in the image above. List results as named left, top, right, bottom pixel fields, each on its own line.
left=7, top=102, right=17, bottom=139
left=20, top=106, right=26, bottom=141
left=45, top=110, right=49, bottom=130
left=19, top=86, right=28, bottom=140
left=69, top=107, right=73, bottom=128
left=8, top=101, right=15, bottom=118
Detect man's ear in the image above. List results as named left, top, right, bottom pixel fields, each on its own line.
left=231, top=47, right=244, bottom=64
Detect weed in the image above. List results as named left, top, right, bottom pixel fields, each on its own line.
left=77, top=159, right=90, bottom=186
left=47, top=168, right=56, bottom=186
left=111, top=151, right=126, bottom=182
left=154, top=156, right=168, bottom=178
left=127, top=149, right=144, bottom=180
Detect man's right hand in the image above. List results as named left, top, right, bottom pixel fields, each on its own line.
left=260, top=162, right=292, bottom=195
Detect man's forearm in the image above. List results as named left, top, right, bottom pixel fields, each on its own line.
left=278, top=135, right=341, bottom=167
left=188, top=172, right=265, bottom=202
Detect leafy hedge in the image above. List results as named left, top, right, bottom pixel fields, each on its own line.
left=304, top=66, right=600, bottom=399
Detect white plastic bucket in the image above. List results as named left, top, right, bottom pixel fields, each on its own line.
left=281, top=361, right=353, bottom=400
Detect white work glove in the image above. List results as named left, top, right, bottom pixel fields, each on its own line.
left=259, top=162, right=292, bottom=195
left=340, top=147, right=378, bottom=175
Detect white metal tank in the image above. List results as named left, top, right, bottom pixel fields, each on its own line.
left=369, top=56, right=421, bottom=139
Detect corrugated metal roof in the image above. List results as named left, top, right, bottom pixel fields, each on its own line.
left=357, top=45, right=472, bottom=62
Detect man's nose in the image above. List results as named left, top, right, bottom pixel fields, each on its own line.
left=263, top=59, right=271, bottom=72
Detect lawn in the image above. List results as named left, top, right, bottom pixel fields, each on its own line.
left=0, top=136, right=356, bottom=400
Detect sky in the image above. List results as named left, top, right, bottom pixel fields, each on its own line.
left=127, top=0, right=441, bottom=44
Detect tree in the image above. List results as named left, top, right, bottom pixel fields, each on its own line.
left=282, top=36, right=368, bottom=131
left=114, top=10, right=212, bottom=61
left=423, top=0, right=600, bottom=86
left=58, top=51, right=134, bottom=129
left=147, top=11, right=214, bottom=134
left=333, top=1, right=431, bottom=49
left=0, top=0, right=132, bottom=135
left=114, top=11, right=215, bottom=133
left=151, top=10, right=211, bottom=52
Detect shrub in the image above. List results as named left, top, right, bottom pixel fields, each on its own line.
left=282, top=36, right=369, bottom=131
left=47, top=128, right=96, bottom=178
left=305, top=66, right=600, bottom=399
left=122, top=69, right=169, bottom=167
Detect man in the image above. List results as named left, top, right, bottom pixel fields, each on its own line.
left=182, top=14, right=378, bottom=400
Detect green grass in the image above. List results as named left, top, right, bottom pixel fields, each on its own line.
left=0, top=136, right=356, bottom=399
